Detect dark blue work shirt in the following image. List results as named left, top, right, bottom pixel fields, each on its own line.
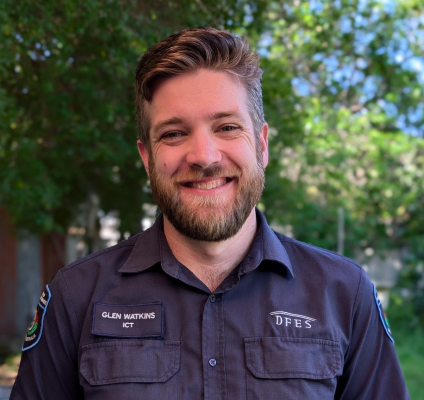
left=11, top=210, right=410, bottom=399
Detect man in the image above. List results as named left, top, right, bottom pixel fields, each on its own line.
left=12, top=27, right=409, bottom=399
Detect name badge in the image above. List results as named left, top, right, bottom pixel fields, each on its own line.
left=92, top=302, right=163, bottom=338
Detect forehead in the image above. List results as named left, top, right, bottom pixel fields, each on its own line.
left=146, top=69, right=251, bottom=129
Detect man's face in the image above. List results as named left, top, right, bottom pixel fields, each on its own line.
left=138, top=69, right=268, bottom=242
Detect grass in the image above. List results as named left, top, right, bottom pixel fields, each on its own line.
left=389, top=322, right=424, bottom=400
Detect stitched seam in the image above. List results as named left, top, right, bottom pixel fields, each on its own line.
left=277, top=237, right=363, bottom=271
left=81, top=341, right=180, bottom=349
left=245, top=337, right=339, bottom=345
left=59, top=270, right=81, bottom=346
left=61, top=242, right=137, bottom=272
left=346, top=268, right=364, bottom=358
left=81, top=343, right=180, bottom=383
left=245, top=340, right=339, bottom=378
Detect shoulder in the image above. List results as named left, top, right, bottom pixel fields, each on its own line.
left=44, top=234, right=143, bottom=327
left=273, top=230, right=363, bottom=274
left=61, top=233, right=140, bottom=275
left=48, top=234, right=141, bottom=302
left=270, top=231, right=369, bottom=305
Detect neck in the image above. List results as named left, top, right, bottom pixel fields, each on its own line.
left=163, top=208, right=258, bottom=292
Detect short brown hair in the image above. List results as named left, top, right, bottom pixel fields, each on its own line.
left=135, top=27, right=264, bottom=149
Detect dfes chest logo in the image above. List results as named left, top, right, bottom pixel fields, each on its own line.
left=270, top=311, right=316, bottom=329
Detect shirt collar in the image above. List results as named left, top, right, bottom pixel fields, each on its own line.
left=119, top=208, right=293, bottom=279
left=239, top=209, right=293, bottom=278
left=118, top=216, right=162, bottom=273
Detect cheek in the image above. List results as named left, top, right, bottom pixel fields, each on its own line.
left=225, top=145, right=256, bottom=167
left=154, top=151, right=182, bottom=176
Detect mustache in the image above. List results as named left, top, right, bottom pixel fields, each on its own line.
left=171, top=164, right=241, bottom=183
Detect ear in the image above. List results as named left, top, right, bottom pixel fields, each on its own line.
left=137, top=139, right=150, bottom=177
left=259, top=123, right=269, bottom=168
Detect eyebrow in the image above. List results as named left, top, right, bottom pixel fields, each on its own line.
left=210, top=111, right=247, bottom=124
left=153, top=117, right=184, bottom=134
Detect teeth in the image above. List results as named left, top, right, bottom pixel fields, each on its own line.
left=189, top=178, right=226, bottom=190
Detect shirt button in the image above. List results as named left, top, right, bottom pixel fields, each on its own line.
left=209, top=358, right=217, bottom=367
left=209, top=295, right=216, bottom=303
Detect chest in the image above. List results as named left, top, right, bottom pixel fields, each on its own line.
left=76, top=270, right=350, bottom=400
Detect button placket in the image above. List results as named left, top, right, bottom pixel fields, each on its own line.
left=202, top=293, right=226, bottom=400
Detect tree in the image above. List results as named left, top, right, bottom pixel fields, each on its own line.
left=1, top=0, right=423, bottom=262
left=0, top=0, right=265, bottom=238
left=256, top=0, right=424, bottom=257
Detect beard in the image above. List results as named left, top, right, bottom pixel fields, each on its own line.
left=148, top=156, right=265, bottom=242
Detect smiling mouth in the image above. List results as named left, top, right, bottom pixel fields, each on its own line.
left=183, top=177, right=231, bottom=190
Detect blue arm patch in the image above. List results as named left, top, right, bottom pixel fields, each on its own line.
left=22, top=284, right=51, bottom=351
left=372, top=283, right=394, bottom=344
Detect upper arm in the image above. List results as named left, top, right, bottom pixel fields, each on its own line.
left=335, top=270, right=410, bottom=400
left=10, top=271, right=83, bottom=400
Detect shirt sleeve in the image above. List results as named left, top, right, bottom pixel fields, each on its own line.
left=335, top=269, right=410, bottom=400
left=10, top=270, right=84, bottom=400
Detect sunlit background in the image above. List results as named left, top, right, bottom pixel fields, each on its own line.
left=1, top=0, right=423, bottom=398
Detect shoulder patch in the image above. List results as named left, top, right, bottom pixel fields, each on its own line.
left=22, top=285, right=51, bottom=351
left=372, top=283, right=394, bottom=344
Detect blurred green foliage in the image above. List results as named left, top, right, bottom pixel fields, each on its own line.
left=0, top=0, right=265, bottom=234
left=259, top=0, right=424, bottom=258
left=0, top=0, right=423, bottom=286
left=389, top=238, right=424, bottom=327
left=390, top=324, right=424, bottom=399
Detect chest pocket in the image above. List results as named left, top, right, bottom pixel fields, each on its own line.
left=79, top=340, right=180, bottom=399
left=244, top=337, right=341, bottom=400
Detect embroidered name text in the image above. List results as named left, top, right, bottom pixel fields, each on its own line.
left=101, top=312, right=156, bottom=320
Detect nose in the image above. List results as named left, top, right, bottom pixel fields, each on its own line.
left=185, top=131, right=222, bottom=169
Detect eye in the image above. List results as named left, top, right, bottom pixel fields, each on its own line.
left=157, top=131, right=187, bottom=146
left=162, top=131, right=182, bottom=138
left=220, top=125, right=239, bottom=132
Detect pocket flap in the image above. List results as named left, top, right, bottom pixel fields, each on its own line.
left=80, top=340, right=180, bottom=385
left=244, top=337, right=341, bottom=380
